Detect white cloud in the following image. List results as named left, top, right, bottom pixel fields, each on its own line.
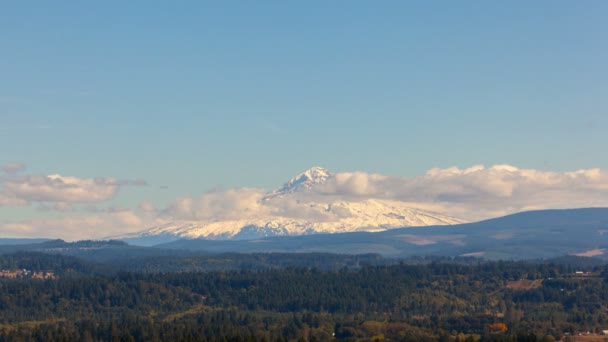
left=149, top=165, right=608, bottom=225
left=138, top=201, right=157, bottom=213
left=3, top=174, right=118, bottom=203
left=0, top=164, right=147, bottom=208
left=0, top=193, right=28, bottom=206
left=0, top=210, right=146, bottom=240
left=163, top=188, right=269, bottom=221
left=3, top=164, right=608, bottom=240
left=328, top=172, right=388, bottom=196
left=313, top=165, right=608, bottom=220
left=160, top=187, right=345, bottom=223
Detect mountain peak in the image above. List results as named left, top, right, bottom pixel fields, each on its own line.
left=299, top=166, right=331, bottom=181
left=269, top=166, right=332, bottom=197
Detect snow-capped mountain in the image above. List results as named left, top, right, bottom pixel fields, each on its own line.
left=113, top=167, right=466, bottom=245
left=263, top=166, right=331, bottom=199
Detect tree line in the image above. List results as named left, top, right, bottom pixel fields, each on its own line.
left=1, top=252, right=606, bottom=341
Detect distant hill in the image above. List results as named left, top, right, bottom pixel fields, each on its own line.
left=0, top=239, right=191, bottom=262
left=3, top=208, right=608, bottom=262
left=0, top=238, right=50, bottom=245
left=156, top=208, right=608, bottom=260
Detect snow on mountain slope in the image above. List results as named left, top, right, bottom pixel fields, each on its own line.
left=112, top=167, right=466, bottom=243
left=263, top=166, right=331, bottom=199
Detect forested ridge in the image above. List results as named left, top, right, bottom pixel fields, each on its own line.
left=1, top=252, right=607, bottom=341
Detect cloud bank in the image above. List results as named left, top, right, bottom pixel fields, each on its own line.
left=163, top=188, right=268, bottom=221
left=316, top=165, right=608, bottom=220
left=159, top=165, right=608, bottom=223
left=0, top=210, right=145, bottom=240
left=2, top=163, right=608, bottom=239
left=0, top=163, right=150, bottom=239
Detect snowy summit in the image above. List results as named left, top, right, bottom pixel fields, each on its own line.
left=265, top=166, right=332, bottom=199
left=112, top=167, right=467, bottom=245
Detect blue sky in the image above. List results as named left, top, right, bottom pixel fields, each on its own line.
left=1, top=1, right=608, bottom=230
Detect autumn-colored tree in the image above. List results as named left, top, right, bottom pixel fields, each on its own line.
left=489, top=323, right=508, bottom=332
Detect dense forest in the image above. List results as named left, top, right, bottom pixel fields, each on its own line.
left=1, top=252, right=607, bottom=341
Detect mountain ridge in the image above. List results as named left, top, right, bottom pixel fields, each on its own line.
left=115, top=198, right=466, bottom=245
left=155, top=207, right=608, bottom=260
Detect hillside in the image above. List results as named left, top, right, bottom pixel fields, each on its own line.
left=157, top=208, right=608, bottom=260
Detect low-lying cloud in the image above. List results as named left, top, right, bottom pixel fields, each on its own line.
left=0, top=210, right=146, bottom=240
left=2, top=164, right=608, bottom=239
left=162, top=188, right=268, bottom=221
left=316, top=165, right=608, bottom=220
left=159, top=165, right=608, bottom=223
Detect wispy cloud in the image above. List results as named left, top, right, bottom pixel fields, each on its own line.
left=4, top=174, right=119, bottom=203
left=2, top=163, right=26, bottom=174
